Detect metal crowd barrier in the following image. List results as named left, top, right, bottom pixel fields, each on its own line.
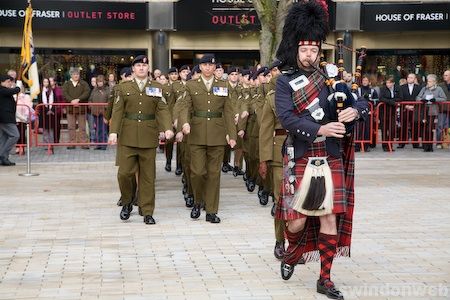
left=376, top=101, right=450, bottom=151
left=34, top=103, right=109, bottom=154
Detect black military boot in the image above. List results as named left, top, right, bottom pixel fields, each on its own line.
left=120, top=204, right=133, bottom=220
left=165, top=160, right=172, bottom=172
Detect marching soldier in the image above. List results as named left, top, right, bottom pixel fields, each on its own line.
left=258, top=60, right=285, bottom=259
left=164, top=67, right=179, bottom=172
left=179, top=54, right=237, bottom=223
left=108, top=55, right=174, bottom=225
left=172, top=65, right=195, bottom=207
left=227, top=66, right=245, bottom=177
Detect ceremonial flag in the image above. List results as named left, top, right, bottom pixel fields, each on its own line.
left=20, top=0, right=40, bottom=99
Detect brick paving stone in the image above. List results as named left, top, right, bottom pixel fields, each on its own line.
left=0, top=148, right=449, bottom=299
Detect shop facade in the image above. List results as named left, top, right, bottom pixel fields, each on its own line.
left=0, top=0, right=149, bottom=84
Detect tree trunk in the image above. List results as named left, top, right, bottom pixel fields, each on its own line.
left=253, top=0, right=293, bottom=66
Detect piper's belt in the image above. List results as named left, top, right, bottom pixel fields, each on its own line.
left=193, top=111, right=222, bottom=118
left=124, top=113, right=155, bottom=121
left=274, top=129, right=287, bottom=136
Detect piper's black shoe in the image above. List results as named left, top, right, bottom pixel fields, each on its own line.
left=316, top=279, right=344, bottom=300
left=175, top=166, right=182, bottom=176
left=144, top=215, right=156, bottom=225
left=117, top=199, right=123, bottom=206
left=221, top=163, right=229, bottom=173
left=243, top=172, right=248, bottom=182
left=182, top=184, right=187, bottom=195
left=191, top=204, right=201, bottom=219
left=281, top=261, right=295, bottom=280
left=185, top=195, right=194, bottom=208
left=247, top=180, right=256, bottom=192
left=206, top=213, right=221, bottom=223
left=232, top=166, right=241, bottom=177
left=274, top=241, right=285, bottom=260
left=120, top=204, right=133, bottom=220
left=271, top=203, right=276, bottom=217
left=165, top=161, right=171, bottom=172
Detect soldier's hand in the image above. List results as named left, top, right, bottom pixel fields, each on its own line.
left=165, top=130, right=174, bottom=140
left=238, top=130, right=245, bottom=138
left=259, top=161, right=268, bottom=179
left=175, top=131, right=184, bottom=143
left=234, top=114, right=239, bottom=125
left=226, top=135, right=237, bottom=148
left=159, top=132, right=165, bottom=140
left=338, top=107, right=359, bottom=123
left=103, top=117, right=108, bottom=124
left=241, top=111, right=249, bottom=119
left=108, top=133, right=117, bottom=145
left=173, top=119, right=178, bottom=129
left=182, top=123, right=190, bottom=135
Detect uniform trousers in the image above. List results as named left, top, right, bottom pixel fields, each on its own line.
left=190, top=144, right=225, bottom=214
left=118, top=145, right=156, bottom=216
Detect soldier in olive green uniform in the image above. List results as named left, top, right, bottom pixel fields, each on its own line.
left=227, top=66, right=245, bottom=177
left=179, top=54, right=237, bottom=223
left=172, top=65, right=193, bottom=206
left=105, top=67, right=135, bottom=206
left=109, top=55, right=173, bottom=225
left=164, top=67, right=179, bottom=173
left=258, top=65, right=285, bottom=259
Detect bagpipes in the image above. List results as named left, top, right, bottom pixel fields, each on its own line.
left=312, top=38, right=367, bottom=134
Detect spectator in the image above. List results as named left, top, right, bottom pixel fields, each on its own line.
left=39, top=78, right=57, bottom=150
left=90, top=76, right=97, bottom=89
left=107, top=73, right=116, bottom=88
left=7, top=70, right=17, bottom=82
left=356, top=75, right=378, bottom=151
left=49, top=77, right=64, bottom=143
left=62, top=68, right=90, bottom=149
left=437, top=70, right=450, bottom=148
left=0, top=75, right=20, bottom=166
left=416, top=74, right=447, bottom=152
left=88, top=75, right=110, bottom=150
left=343, top=71, right=353, bottom=89
left=379, top=77, right=401, bottom=151
left=399, top=73, right=422, bottom=148
left=15, top=84, right=35, bottom=153
left=87, top=76, right=97, bottom=143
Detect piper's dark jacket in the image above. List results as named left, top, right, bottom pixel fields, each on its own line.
left=275, top=71, right=369, bottom=159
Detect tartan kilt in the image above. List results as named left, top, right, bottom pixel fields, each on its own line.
left=275, top=138, right=355, bottom=262
left=276, top=141, right=346, bottom=220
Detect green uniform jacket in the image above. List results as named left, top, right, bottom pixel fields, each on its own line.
left=179, top=77, right=237, bottom=146
left=259, top=76, right=285, bottom=164
left=110, top=78, right=172, bottom=148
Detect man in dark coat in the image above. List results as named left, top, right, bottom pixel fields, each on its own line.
left=398, top=73, right=422, bottom=148
left=0, top=75, right=21, bottom=166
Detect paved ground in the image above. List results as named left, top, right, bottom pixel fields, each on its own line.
left=0, top=146, right=449, bottom=299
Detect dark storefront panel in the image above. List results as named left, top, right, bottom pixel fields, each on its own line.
left=171, top=50, right=260, bottom=71
left=175, top=0, right=335, bottom=31
left=0, top=48, right=147, bottom=85
left=361, top=2, right=450, bottom=32
left=0, top=0, right=147, bottom=30
left=364, top=49, right=450, bottom=85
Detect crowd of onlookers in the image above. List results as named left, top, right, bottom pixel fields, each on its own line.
left=0, top=63, right=449, bottom=166
left=352, top=69, right=450, bottom=152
